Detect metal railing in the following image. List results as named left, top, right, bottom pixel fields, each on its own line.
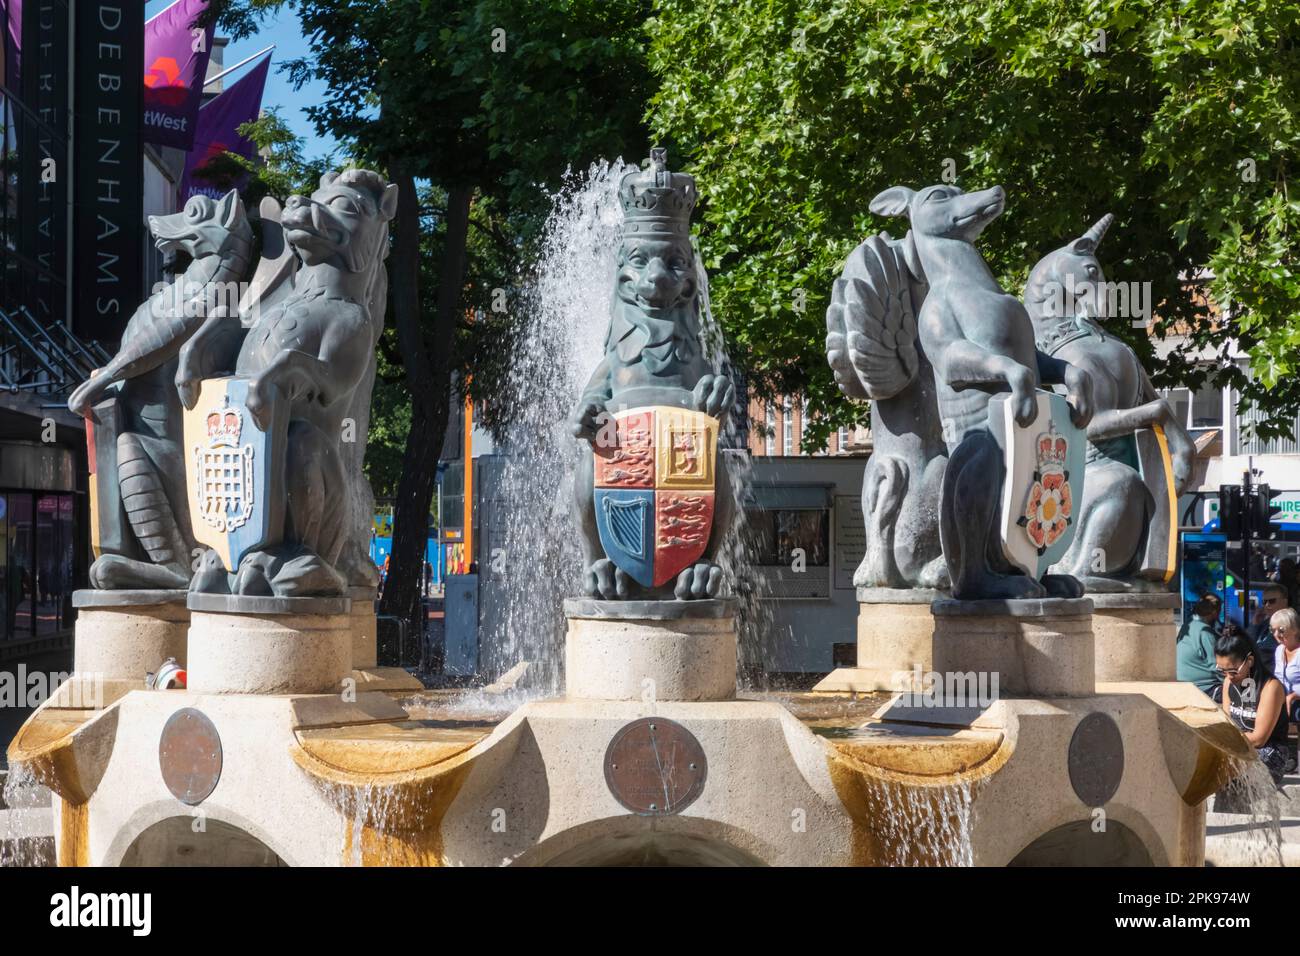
left=0, top=305, right=105, bottom=397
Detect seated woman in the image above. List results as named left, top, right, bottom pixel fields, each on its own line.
left=1272, top=607, right=1300, bottom=724
left=1217, top=630, right=1290, bottom=785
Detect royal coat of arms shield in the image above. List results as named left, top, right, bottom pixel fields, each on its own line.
left=989, top=391, right=1088, bottom=579
left=593, top=406, right=718, bottom=588
left=182, top=377, right=288, bottom=572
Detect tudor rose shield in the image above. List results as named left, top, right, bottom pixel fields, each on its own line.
left=183, top=377, right=288, bottom=572
left=989, top=390, right=1087, bottom=579
left=593, top=406, right=718, bottom=588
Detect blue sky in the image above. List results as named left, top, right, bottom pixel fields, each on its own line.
left=145, top=0, right=339, bottom=160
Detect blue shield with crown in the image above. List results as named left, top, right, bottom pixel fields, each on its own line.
left=182, top=377, right=289, bottom=572
left=989, top=390, right=1088, bottom=579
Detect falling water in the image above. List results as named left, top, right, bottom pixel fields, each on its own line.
left=1, top=763, right=55, bottom=867
left=474, top=160, right=635, bottom=692
left=1209, top=756, right=1285, bottom=866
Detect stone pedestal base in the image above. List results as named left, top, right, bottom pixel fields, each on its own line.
left=931, top=597, right=1095, bottom=697
left=349, top=589, right=379, bottom=670
left=1091, top=592, right=1179, bottom=683
left=562, top=599, right=737, bottom=702
left=187, top=598, right=353, bottom=695
left=813, top=589, right=943, bottom=693
left=71, top=590, right=188, bottom=680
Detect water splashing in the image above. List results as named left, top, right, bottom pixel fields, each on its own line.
left=475, top=160, right=635, bottom=693
left=1, top=763, right=54, bottom=867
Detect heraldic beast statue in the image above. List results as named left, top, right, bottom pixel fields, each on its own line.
left=1024, top=215, right=1195, bottom=592
left=570, top=148, right=734, bottom=601
left=68, top=189, right=255, bottom=590
left=836, top=183, right=1096, bottom=601
left=175, top=169, right=397, bottom=600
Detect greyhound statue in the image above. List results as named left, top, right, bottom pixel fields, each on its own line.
left=1024, top=214, right=1195, bottom=591
left=866, top=183, right=1095, bottom=600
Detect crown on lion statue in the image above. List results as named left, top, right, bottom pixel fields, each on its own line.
left=619, top=147, right=696, bottom=239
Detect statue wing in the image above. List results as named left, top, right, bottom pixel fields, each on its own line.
left=238, top=196, right=299, bottom=325
left=825, top=232, right=925, bottom=401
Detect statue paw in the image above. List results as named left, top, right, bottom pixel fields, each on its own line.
left=1041, top=573, right=1085, bottom=599
left=268, top=550, right=347, bottom=598
left=956, top=573, right=1046, bottom=601
left=232, top=555, right=277, bottom=596
left=189, top=549, right=232, bottom=594
left=88, top=555, right=188, bottom=590
left=691, top=375, right=734, bottom=419
left=674, top=562, right=722, bottom=600
left=583, top=559, right=635, bottom=600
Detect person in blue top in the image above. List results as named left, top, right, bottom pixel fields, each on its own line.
left=1177, top=594, right=1223, bottom=699
left=1271, top=607, right=1300, bottom=724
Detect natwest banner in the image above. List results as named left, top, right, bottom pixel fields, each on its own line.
left=143, top=0, right=213, bottom=150
left=178, top=52, right=270, bottom=203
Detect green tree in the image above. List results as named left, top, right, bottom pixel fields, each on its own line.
left=648, top=0, right=1300, bottom=449
left=216, top=0, right=652, bottom=629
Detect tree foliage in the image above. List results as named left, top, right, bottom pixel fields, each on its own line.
left=648, top=0, right=1300, bottom=447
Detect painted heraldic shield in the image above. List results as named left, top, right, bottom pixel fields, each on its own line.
left=989, top=390, right=1088, bottom=579
left=593, top=406, right=718, bottom=589
left=183, top=377, right=288, bottom=572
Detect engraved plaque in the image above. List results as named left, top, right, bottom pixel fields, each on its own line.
left=159, top=707, right=223, bottom=806
left=604, top=717, right=707, bottom=816
left=1067, top=711, right=1124, bottom=807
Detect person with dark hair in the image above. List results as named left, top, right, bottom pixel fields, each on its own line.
left=1216, top=629, right=1291, bottom=784
left=1177, top=593, right=1223, bottom=698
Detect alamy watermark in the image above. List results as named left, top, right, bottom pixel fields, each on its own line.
left=0, top=666, right=103, bottom=710
left=890, top=664, right=1000, bottom=707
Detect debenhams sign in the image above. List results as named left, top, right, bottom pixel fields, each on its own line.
left=73, top=0, right=143, bottom=344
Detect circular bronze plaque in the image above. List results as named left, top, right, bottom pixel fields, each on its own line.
left=159, top=708, right=222, bottom=806
left=1068, top=711, right=1124, bottom=807
left=604, top=717, right=707, bottom=816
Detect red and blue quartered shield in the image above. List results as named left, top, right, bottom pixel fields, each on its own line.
left=183, top=377, right=288, bottom=572
left=593, top=406, right=718, bottom=588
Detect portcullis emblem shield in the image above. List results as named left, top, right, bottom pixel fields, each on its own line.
left=989, top=390, right=1087, bottom=578
left=593, top=406, right=718, bottom=588
left=183, top=377, right=288, bottom=572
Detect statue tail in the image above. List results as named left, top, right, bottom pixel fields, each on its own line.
left=117, top=432, right=189, bottom=572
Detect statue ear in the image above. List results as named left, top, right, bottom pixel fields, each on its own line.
left=1071, top=237, right=1096, bottom=255
left=869, top=186, right=915, bottom=218
left=319, top=171, right=339, bottom=190
left=217, top=189, right=243, bottom=229
left=379, top=182, right=399, bottom=221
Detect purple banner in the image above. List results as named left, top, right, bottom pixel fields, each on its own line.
left=143, top=0, right=213, bottom=150
left=178, top=53, right=270, bottom=204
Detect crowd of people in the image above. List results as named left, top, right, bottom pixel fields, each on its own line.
left=1177, top=559, right=1300, bottom=786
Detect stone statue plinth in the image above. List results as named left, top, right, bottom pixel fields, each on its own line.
left=562, top=599, right=738, bottom=702
left=348, top=587, right=379, bottom=670
left=185, top=594, right=353, bottom=695
left=813, top=588, right=946, bottom=693
left=71, top=590, right=189, bottom=681
left=932, top=597, right=1095, bottom=697
left=1090, top=591, right=1179, bottom=683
